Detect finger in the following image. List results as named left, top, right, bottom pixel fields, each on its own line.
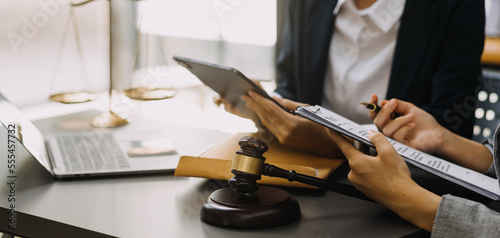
left=243, top=94, right=275, bottom=124
left=392, top=123, right=415, bottom=144
left=215, top=95, right=239, bottom=115
left=372, top=99, right=398, bottom=129
left=381, top=113, right=414, bottom=138
left=326, top=128, right=364, bottom=159
left=223, top=103, right=237, bottom=114
left=243, top=93, right=284, bottom=131
left=368, top=94, right=379, bottom=120
left=369, top=94, right=379, bottom=104
left=248, top=91, right=289, bottom=117
left=213, top=95, right=224, bottom=106
left=366, top=131, right=398, bottom=159
left=242, top=94, right=272, bottom=121
left=274, top=97, right=308, bottom=111
left=386, top=98, right=415, bottom=115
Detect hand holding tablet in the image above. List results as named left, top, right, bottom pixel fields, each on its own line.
left=173, top=56, right=288, bottom=127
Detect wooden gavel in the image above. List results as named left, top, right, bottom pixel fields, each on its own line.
left=228, top=136, right=371, bottom=201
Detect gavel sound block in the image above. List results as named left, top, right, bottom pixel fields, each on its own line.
left=200, top=137, right=301, bottom=228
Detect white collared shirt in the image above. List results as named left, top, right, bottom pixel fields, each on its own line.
left=321, top=0, right=406, bottom=124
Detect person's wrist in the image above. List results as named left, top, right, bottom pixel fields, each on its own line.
left=388, top=180, right=440, bottom=232
left=383, top=179, right=420, bottom=213
left=434, top=127, right=454, bottom=158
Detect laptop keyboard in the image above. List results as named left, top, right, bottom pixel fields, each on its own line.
left=56, top=132, right=130, bottom=172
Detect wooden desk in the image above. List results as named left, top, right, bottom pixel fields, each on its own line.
left=482, top=37, right=500, bottom=66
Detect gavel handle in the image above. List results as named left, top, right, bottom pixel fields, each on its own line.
left=262, top=163, right=372, bottom=202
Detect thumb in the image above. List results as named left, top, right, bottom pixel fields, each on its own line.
left=274, top=97, right=308, bottom=111
left=326, top=128, right=364, bottom=160
left=367, top=131, right=398, bottom=159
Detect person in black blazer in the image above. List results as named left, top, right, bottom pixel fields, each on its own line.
left=275, top=0, right=484, bottom=138
left=217, top=0, right=485, bottom=157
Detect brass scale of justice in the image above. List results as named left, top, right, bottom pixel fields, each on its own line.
left=49, top=0, right=176, bottom=127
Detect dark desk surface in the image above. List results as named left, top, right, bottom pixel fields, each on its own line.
left=0, top=110, right=422, bottom=237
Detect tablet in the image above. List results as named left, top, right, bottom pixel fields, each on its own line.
left=173, top=55, right=286, bottom=127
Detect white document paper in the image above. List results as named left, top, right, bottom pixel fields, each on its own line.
left=295, top=105, right=500, bottom=201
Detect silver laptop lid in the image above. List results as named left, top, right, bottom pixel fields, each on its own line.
left=0, top=92, right=54, bottom=175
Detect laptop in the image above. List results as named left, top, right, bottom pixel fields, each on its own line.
left=0, top=92, right=180, bottom=179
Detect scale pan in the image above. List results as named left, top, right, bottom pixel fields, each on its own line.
left=49, top=91, right=96, bottom=104
left=123, top=87, right=177, bottom=101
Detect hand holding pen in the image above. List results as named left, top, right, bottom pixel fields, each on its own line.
left=360, top=94, right=437, bottom=153
left=361, top=94, right=412, bottom=135
left=359, top=95, right=451, bottom=157
left=360, top=101, right=401, bottom=119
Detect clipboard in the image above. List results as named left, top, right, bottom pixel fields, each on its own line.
left=295, top=105, right=500, bottom=201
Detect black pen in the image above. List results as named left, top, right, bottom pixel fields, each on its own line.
left=360, top=102, right=381, bottom=113
left=360, top=102, right=400, bottom=119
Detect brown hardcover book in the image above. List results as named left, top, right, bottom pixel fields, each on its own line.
left=174, top=132, right=344, bottom=188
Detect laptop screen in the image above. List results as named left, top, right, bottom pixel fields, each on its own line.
left=0, top=92, right=53, bottom=175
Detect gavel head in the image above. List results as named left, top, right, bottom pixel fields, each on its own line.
left=228, top=136, right=268, bottom=194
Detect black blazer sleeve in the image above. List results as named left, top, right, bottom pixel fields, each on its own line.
left=274, top=0, right=336, bottom=104
left=274, top=0, right=298, bottom=101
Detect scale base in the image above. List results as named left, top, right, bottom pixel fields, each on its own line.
left=90, top=111, right=128, bottom=128
left=201, top=186, right=301, bottom=228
